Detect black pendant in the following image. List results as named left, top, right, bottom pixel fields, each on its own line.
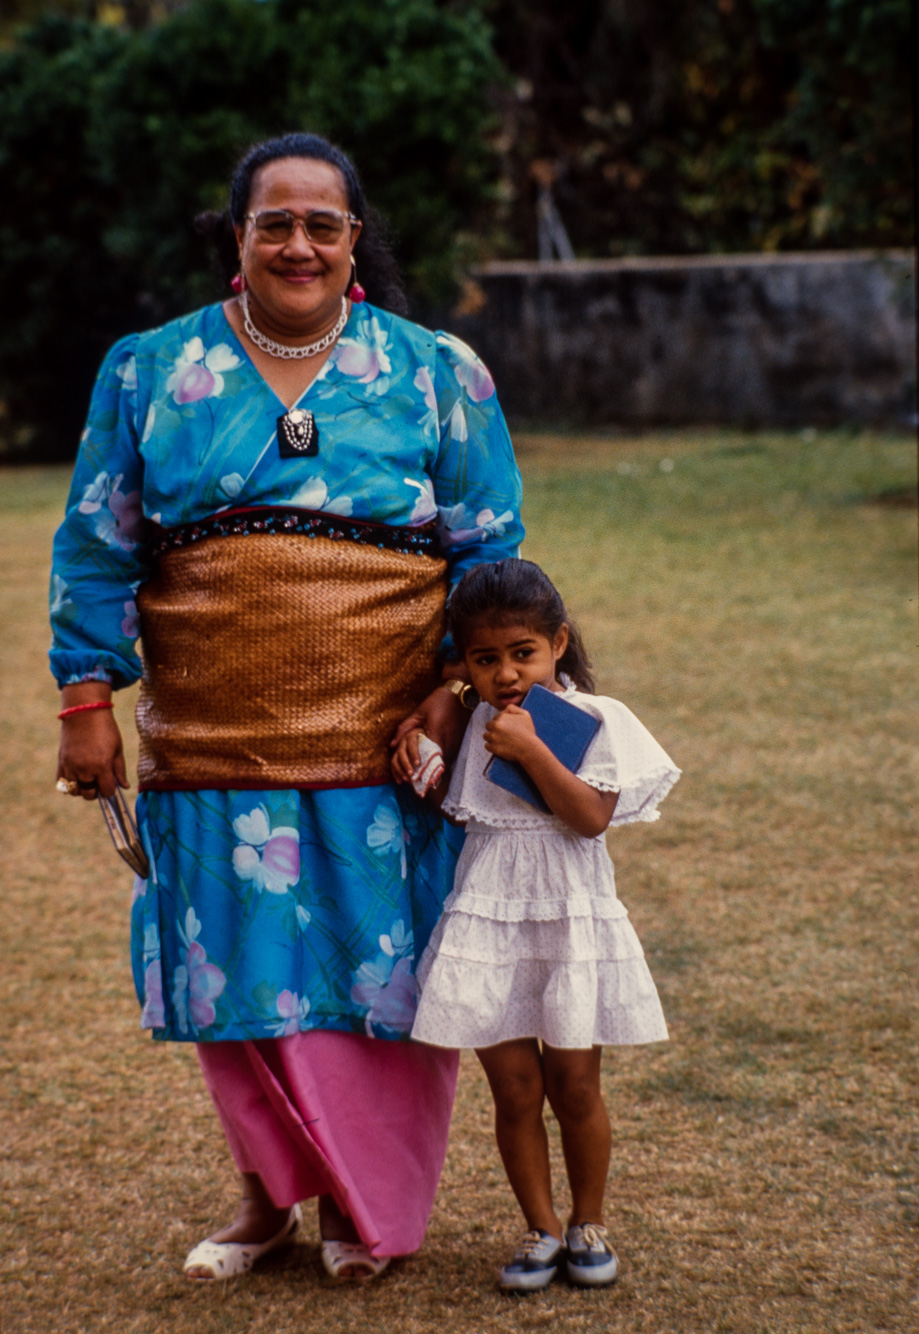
left=278, top=408, right=319, bottom=458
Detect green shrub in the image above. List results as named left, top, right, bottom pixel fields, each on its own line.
left=0, top=0, right=501, bottom=457
left=484, top=0, right=913, bottom=259
left=0, top=0, right=911, bottom=455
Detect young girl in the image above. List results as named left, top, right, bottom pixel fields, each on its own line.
left=400, top=559, right=680, bottom=1292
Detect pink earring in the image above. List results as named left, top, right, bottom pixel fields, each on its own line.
left=348, top=258, right=366, bottom=304
left=231, top=272, right=246, bottom=295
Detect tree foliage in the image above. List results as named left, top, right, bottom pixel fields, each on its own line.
left=0, top=0, right=500, bottom=455
left=484, top=0, right=913, bottom=259
left=0, top=0, right=911, bottom=454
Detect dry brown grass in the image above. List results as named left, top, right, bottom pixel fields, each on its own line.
left=2, top=431, right=917, bottom=1334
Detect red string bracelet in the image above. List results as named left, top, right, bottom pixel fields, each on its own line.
left=58, top=701, right=115, bottom=720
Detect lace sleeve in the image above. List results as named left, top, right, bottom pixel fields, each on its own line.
left=575, top=695, right=681, bottom=825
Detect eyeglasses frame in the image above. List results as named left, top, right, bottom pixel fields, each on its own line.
left=244, top=208, right=361, bottom=246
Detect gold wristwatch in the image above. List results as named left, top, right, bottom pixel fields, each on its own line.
left=442, top=678, right=479, bottom=711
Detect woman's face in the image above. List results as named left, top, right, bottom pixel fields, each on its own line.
left=235, top=156, right=361, bottom=335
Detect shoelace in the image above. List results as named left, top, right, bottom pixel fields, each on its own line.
left=577, top=1223, right=610, bottom=1252
left=517, top=1230, right=553, bottom=1258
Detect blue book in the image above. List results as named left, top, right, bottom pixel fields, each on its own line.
left=484, top=683, right=601, bottom=812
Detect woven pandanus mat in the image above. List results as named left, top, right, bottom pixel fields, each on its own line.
left=135, top=532, right=446, bottom=789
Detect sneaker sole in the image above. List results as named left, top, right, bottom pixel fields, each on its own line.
left=566, top=1257, right=619, bottom=1287
left=498, top=1263, right=559, bottom=1293
left=565, top=1264, right=616, bottom=1285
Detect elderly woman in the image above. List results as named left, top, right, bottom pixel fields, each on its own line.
left=50, top=132, right=522, bottom=1282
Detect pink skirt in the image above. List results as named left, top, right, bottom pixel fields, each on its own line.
left=197, top=1030, right=459, bottom=1258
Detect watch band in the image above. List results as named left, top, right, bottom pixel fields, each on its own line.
left=442, top=678, right=479, bottom=711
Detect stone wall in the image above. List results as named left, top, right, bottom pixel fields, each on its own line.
left=446, top=251, right=916, bottom=428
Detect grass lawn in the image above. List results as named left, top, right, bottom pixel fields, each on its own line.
left=1, top=429, right=917, bottom=1334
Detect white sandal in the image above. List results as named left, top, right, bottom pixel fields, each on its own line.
left=320, top=1239, right=391, bottom=1282
left=183, top=1203, right=301, bottom=1281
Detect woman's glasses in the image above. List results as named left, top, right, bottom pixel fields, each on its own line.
left=245, top=208, right=359, bottom=246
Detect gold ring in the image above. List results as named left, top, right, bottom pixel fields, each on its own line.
left=56, top=778, right=79, bottom=796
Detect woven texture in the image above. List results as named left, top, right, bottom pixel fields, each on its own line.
left=135, top=533, right=446, bottom=790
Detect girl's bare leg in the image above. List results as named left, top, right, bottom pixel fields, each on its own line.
left=542, top=1044, right=610, bottom=1225
left=476, top=1038, right=563, bottom=1239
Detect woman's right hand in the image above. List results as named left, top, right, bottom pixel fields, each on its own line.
left=56, top=685, right=128, bottom=800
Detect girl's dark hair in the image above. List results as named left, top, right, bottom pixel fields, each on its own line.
left=195, top=131, right=408, bottom=314
left=448, top=559, right=596, bottom=693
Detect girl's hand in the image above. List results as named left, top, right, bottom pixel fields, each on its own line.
left=390, top=684, right=471, bottom=783
left=486, top=705, right=618, bottom=838
left=483, top=705, right=540, bottom=763
left=56, top=684, right=129, bottom=800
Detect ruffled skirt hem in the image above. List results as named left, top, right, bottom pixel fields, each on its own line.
left=413, top=952, right=668, bottom=1050
left=418, top=905, right=651, bottom=964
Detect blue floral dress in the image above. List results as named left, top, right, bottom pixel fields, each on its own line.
left=50, top=301, right=523, bottom=1045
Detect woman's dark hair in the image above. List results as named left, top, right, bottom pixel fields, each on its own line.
left=195, top=132, right=408, bottom=314
left=448, top=559, right=596, bottom=693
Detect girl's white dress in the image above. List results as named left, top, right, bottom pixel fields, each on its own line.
left=412, top=688, right=681, bottom=1050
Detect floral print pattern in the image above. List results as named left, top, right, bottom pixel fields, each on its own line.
left=335, top=314, right=393, bottom=394
left=171, top=908, right=227, bottom=1036
left=121, top=600, right=140, bottom=638
left=140, top=921, right=165, bottom=1028
left=166, top=337, right=241, bottom=405
left=232, top=804, right=300, bottom=895
left=52, top=300, right=520, bottom=1042
left=50, top=574, right=72, bottom=617
left=351, top=920, right=418, bottom=1036
left=77, top=471, right=144, bottom=551
left=50, top=301, right=522, bottom=691
left=437, top=503, right=516, bottom=548
left=367, top=803, right=408, bottom=879
left=130, top=787, right=462, bottom=1041
left=286, top=476, right=354, bottom=516
left=271, top=989, right=311, bottom=1037
left=436, top=332, right=496, bottom=403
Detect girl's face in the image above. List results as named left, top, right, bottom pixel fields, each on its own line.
left=463, top=619, right=569, bottom=710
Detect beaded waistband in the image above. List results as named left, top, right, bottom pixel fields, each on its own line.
left=149, top=506, right=440, bottom=560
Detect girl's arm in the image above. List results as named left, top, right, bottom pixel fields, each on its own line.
left=390, top=668, right=471, bottom=782
left=484, top=706, right=618, bottom=837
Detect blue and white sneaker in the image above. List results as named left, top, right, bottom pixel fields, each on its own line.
left=498, top=1229, right=565, bottom=1292
left=565, top=1223, right=619, bottom=1287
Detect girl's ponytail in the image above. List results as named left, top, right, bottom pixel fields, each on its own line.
left=557, top=618, right=595, bottom=694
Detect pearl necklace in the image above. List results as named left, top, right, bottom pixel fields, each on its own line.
left=241, top=292, right=349, bottom=360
